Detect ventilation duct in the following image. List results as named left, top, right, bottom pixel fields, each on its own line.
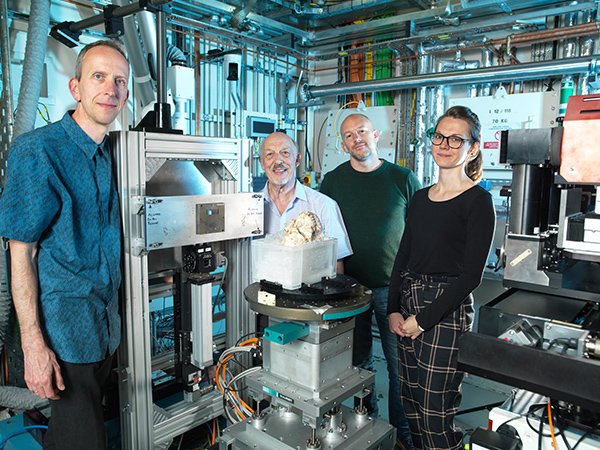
left=12, top=0, right=50, bottom=141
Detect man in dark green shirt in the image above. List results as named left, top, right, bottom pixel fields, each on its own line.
left=320, top=113, right=421, bottom=450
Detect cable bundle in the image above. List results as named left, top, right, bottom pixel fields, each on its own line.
left=215, top=337, right=261, bottom=423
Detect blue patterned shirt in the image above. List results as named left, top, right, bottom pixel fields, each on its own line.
left=0, top=112, right=121, bottom=363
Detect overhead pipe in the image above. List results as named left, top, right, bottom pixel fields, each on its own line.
left=467, top=78, right=479, bottom=97
left=414, top=42, right=430, bottom=186
left=428, top=50, right=477, bottom=186
left=580, top=10, right=596, bottom=57
left=489, top=20, right=600, bottom=48
left=164, top=12, right=600, bottom=67
left=558, top=12, right=579, bottom=119
left=307, top=19, right=600, bottom=67
left=431, top=61, right=444, bottom=186
left=130, top=7, right=178, bottom=131
left=219, top=52, right=224, bottom=137
left=421, top=36, right=485, bottom=99
left=194, top=33, right=202, bottom=136
left=420, top=35, right=490, bottom=55
left=113, top=0, right=155, bottom=109
left=436, top=51, right=480, bottom=97
left=579, top=9, right=596, bottom=95
left=135, top=12, right=190, bottom=71
left=301, top=56, right=599, bottom=100
left=508, top=46, right=520, bottom=94
left=166, top=45, right=187, bottom=66
left=150, top=8, right=171, bottom=130
left=562, top=13, right=579, bottom=58
left=137, top=10, right=159, bottom=77
left=51, top=0, right=172, bottom=38
left=481, top=47, right=494, bottom=96
left=122, top=23, right=155, bottom=107
left=156, top=10, right=167, bottom=106
left=51, top=0, right=174, bottom=131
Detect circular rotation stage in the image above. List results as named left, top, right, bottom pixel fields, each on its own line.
left=244, top=274, right=372, bottom=321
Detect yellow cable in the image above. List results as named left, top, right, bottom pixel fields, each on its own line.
left=365, top=47, right=373, bottom=107
left=333, top=101, right=360, bottom=147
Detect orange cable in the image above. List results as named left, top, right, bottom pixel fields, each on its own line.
left=212, top=417, right=216, bottom=445
left=216, top=342, right=259, bottom=416
left=215, top=362, right=225, bottom=394
left=548, top=402, right=558, bottom=450
left=239, top=337, right=259, bottom=346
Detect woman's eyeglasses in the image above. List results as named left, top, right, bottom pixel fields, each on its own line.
left=428, top=132, right=470, bottom=149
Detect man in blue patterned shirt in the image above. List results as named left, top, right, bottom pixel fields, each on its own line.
left=0, top=40, right=129, bottom=450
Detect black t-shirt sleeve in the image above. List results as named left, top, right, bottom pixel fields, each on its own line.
left=415, top=189, right=496, bottom=330
left=405, top=171, right=422, bottom=206
left=320, top=173, right=333, bottom=197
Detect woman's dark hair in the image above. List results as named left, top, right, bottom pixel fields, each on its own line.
left=435, top=105, right=483, bottom=183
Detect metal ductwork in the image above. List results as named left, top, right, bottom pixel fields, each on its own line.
left=12, top=0, right=50, bottom=142
left=301, top=56, right=600, bottom=100
left=0, top=0, right=14, bottom=191
left=114, top=0, right=156, bottom=108
left=413, top=42, right=430, bottom=185
left=481, top=48, right=494, bottom=96
left=137, top=10, right=159, bottom=78
left=578, top=9, right=597, bottom=95
left=558, top=12, right=579, bottom=118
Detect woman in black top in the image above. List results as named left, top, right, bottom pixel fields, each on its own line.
left=387, top=106, right=496, bottom=450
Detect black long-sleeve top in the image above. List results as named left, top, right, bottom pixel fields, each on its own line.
left=387, top=184, right=496, bottom=331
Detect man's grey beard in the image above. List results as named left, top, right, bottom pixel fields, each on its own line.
left=270, top=164, right=293, bottom=186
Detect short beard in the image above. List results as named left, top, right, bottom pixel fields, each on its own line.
left=269, top=164, right=294, bottom=186
left=349, top=147, right=372, bottom=162
left=270, top=176, right=292, bottom=186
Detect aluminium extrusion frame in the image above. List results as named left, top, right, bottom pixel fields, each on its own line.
left=112, top=129, right=254, bottom=450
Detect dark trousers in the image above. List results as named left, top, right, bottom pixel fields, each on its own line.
left=397, top=273, right=473, bottom=450
left=353, top=286, right=413, bottom=445
left=43, top=354, right=114, bottom=450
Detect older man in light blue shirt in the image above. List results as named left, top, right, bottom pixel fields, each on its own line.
left=259, top=132, right=352, bottom=272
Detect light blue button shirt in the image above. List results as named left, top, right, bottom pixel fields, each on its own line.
left=261, top=181, right=353, bottom=259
